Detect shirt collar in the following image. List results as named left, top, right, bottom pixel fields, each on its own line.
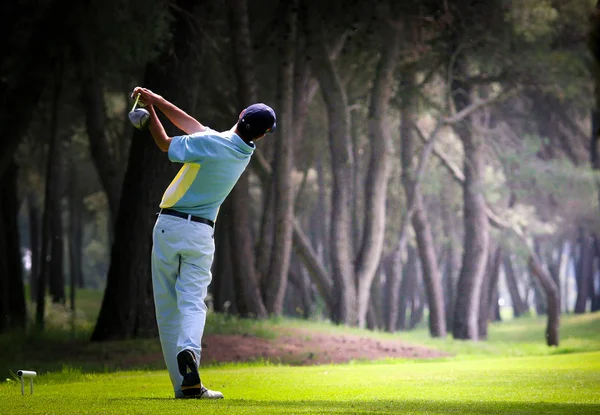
left=224, top=130, right=255, bottom=154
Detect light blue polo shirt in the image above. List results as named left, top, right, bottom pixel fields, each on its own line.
left=159, top=127, right=255, bottom=221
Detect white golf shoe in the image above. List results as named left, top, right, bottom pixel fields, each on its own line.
left=197, top=385, right=224, bottom=399
left=178, top=385, right=224, bottom=400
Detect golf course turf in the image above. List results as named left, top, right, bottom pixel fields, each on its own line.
left=1, top=296, right=599, bottom=414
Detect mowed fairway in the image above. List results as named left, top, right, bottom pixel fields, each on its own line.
left=1, top=352, right=599, bottom=414
left=2, top=295, right=600, bottom=415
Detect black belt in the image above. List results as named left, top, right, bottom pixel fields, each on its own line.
left=159, top=208, right=214, bottom=228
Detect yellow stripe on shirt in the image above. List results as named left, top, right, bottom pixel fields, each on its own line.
left=160, top=163, right=201, bottom=208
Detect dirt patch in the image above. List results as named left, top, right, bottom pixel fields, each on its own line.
left=201, top=328, right=450, bottom=366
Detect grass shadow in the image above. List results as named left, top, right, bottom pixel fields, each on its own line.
left=210, top=399, right=600, bottom=415
left=108, top=398, right=600, bottom=414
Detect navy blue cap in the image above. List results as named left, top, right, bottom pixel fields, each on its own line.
left=239, top=103, right=276, bottom=138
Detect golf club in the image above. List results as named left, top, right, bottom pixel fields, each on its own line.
left=128, top=92, right=150, bottom=130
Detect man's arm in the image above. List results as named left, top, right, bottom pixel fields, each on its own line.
left=132, top=87, right=206, bottom=134
left=147, top=105, right=172, bottom=152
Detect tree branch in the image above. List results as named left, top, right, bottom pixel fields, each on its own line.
left=443, top=88, right=520, bottom=125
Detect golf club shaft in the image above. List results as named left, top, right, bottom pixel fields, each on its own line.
left=130, top=93, right=141, bottom=112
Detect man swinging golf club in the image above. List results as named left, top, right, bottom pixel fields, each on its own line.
left=131, top=86, right=276, bottom=399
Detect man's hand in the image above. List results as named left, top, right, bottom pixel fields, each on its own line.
left=131, top=87, right=163, bottom=107
left=130, top=86, right=205, bottom=135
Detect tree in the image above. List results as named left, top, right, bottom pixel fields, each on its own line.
left=399, top=67, right=446, bottom=338
left=574, top=228, right=594, bottom=313
left=1, top=0, right=82, bottom=331
left=592, top=1, right=600, bottom=211
left=36, top=68, right=65, bottom=328
left=0, top=0, right=80, bottom=178
left=304, top=1, right=356, bottom=324
left=263, top=0, right=298, bottom=316
left=223, top=0, right=269, bottom=318
left=0, top=160, right=27, bottom=332
left=503, top=254, right=529, bottom=317
left=451, top=54, right=490, bottom=341
left=92, top=0, right=202, bottom=341
left=68, top=149, right=84, bottom=311
left=355, top=0, right=402, bottom=329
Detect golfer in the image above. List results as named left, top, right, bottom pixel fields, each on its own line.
left=132, top=86, right=276, bottom=399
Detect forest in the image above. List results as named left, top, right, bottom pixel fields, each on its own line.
left=0, top=0, right=598, bottom=349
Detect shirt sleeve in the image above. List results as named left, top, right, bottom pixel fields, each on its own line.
left=168, top=129, right=216, bottom=164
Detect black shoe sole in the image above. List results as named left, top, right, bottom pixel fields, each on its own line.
left=181, top=378, right=201, bottom=397
left=177, top=350, right=201, bottom=397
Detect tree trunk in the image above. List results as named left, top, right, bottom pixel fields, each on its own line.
left=398, top=246, right=419, bottom=331
left=312, top=155, right=329, bottom=266
left=381, top=253, right=394, bottom=330
left=355, top=1, right=401, bottom=329
left=226, top=177, right=269, bottom=318
left=444, top=245, right=457, bottom=328
left=504, top=254, right=528, bottom=317
left=528, top=256, right=560, bottom=346
left=383, top=248, right=402, bottom=332
left=264, top=0, right=298, bottom=315
left=589, top=2, right=600, bottom=312
left=451, top=61, right=490, bottom=341
left=441, top=181, right=458, bottom=330
left=0, top=203, right=8, bottom=333
left=247, top=128, right=337, bottom=319
left=304, top=6, right=356, bottom=324
left=532, top=272, right=548, bottom=316
left=0, top=160, right=27, bottom=331
left=593, top=108, right=600, bottom=214
left=212, top=218, right=236, bottom=314
left=292, top=219, right=334, bottom=314
left=367, top=281, right=382, bottom=330
left=92, top=1, right=205, bottom=340
left=49, top=144, right=65, bottom=305
left=68, top=155, right=84, bottom=310
left=488, top=247, right=502, bottom=322
left=254, top=25, right=327, bottom=289
left=351, top=110, right=363, bottom=259
left=0, top=0, right=79, bottom=179
left=562, top=242, right=573, bottom=313
left=491, top=289, right=501, bottom=322
left=28, top=194, right=41, bottom=300
left=574, top=228, right=593, bottom=314
left=79, top=45, right=123, bottom=226
left=589, top=2, right=600, bottom=211
left=477, top=247, right=492, bottom=339
left=409, top=281, right=425, bottom=330
left=36, top=68, right=63, bottom=329
left=255, top=183, right=275, bottom=285
left=479, top=246, right=501, bottom=339
left=367, top=262, right=385, bottom=330
left=225, top=0, right=269, bottom=318
left=288, top=259, right=314, bottom=319
left=400, top=78, right=446, bottom=337
left=592, top=236, right=600, bottom=312
left=412, top=188, right=446, bottom=335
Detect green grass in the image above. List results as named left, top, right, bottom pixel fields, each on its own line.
left=274, top=311, right=600, bottom=359
left=2, top=289, right=600, bottom=414
left=73, top=288, right=104, bottom=324
left=1, top=352, right=598, bottom=414
left=396, top=312, right=600, bottom=358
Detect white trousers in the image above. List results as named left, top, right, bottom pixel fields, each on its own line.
left=151, top=213, right=215, bottom=398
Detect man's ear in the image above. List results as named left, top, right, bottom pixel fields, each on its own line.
left=239, top=110, right=245, bottom=119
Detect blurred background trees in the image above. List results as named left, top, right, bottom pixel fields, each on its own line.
left=0, top=0, right=598, bottom=346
